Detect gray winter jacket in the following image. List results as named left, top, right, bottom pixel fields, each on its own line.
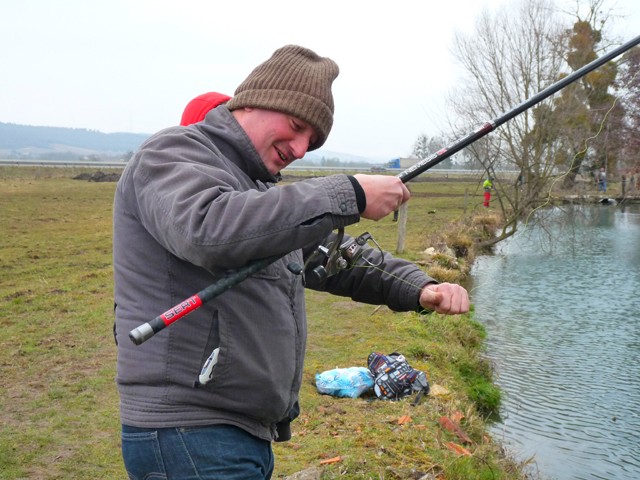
left=113, top=106, right=434, bottom=441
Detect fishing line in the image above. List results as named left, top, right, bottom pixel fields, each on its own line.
left=129, top=35, right=640, bottom=346
left=362, top=64, right=640, bottom=297
left=350, top=262, right=484, bottom=304
left=470, top=65, right=640, bottom=348
left=510, top=64, right=640, bottom=240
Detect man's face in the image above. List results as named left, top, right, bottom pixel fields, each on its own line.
left=233, top=108, right=318, bottom=175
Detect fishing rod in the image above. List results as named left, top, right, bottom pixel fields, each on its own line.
left=399, top=33, right=640, bottom=183
left=129, top=33, right=640, bottom=346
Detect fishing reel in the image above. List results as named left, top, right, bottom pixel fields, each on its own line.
left=305, top=227, right=384, bottom=282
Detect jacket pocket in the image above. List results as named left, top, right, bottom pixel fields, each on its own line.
left=196, top=282, right=299, bottom=423
left=196, top=310, right=221, bottom=385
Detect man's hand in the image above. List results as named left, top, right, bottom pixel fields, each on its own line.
left=353, top=174, right=410, bottom=221
left=420, top=283, right=470, bottom=315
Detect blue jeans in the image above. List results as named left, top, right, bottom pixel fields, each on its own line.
left=121, top=424, right=274, bottom=480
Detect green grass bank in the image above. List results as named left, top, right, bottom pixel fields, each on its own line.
left=0, top=167, right=528, bottom=479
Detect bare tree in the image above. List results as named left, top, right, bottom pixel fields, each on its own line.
left=448, top=0, right=567, bottom=245
left=412, top=134, right=439, bottom=160
left=412, top=134, right=460, bottom=169
left=615, top=46, right=640, bottom=174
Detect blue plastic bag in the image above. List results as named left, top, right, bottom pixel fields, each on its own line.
left=315, top=367, right=374, bottom=398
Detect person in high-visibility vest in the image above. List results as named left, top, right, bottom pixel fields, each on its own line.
left=483, top=177, right=493, bottom=207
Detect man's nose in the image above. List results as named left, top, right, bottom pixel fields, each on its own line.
left=290, top=134, right=312, bottom=159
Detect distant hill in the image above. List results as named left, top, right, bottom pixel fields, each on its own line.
left=0, top=121, right=379, bottom=164
left=0, top=122, right=150, bottom=159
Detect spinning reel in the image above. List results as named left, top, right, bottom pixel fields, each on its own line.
left=305, top=228, right=384, bottom=282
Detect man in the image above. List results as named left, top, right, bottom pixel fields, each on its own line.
left=113, top=45, right=469, bottom=479
left=596, top=166, right=607, bottom=193
left=483, top=176, right=493, bottom=207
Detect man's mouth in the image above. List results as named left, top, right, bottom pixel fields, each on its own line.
left=275, top=146, right=288, bottom=163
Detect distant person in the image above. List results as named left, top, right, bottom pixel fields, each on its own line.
left=596, top=167, right=607, bottom=193
left=113, top=44, right=470, bottom=479
left=483, top=176, right=493, bottom=207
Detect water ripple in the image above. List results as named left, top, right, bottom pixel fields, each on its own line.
left=472, top=205, right=640, bottom=480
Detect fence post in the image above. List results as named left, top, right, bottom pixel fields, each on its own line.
left=464, top=187, right=468, bottom=214
left=396, top=201, right=408, bottom=254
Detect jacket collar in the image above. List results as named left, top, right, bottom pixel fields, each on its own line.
left=200, top=106, right=279, bottom=183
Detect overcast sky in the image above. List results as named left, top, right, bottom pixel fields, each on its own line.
left=1, top=0, right=637, bottom=160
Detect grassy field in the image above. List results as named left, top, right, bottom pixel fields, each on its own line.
left=0, top=167, right=527, bottom=479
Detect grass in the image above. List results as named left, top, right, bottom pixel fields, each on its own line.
left=0, top=166, right=527, bottom=479
left=0, top=167, right=120, bottom=479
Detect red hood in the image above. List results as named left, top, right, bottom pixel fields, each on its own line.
left=180, top=92, right=231, bottom=126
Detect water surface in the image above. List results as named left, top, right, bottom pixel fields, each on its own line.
left=471, top=204, right=640, bottom=480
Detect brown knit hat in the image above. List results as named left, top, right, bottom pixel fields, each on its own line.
left=226, top=45, right=339, bottom=151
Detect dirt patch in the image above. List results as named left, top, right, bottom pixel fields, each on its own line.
left=73, top=171, right=121, bottom=182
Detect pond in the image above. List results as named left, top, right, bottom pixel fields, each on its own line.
left=470, top=204, right=640, bottom=480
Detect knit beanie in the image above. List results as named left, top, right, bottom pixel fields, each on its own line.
left=226, top=45, right=339, bottom=151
